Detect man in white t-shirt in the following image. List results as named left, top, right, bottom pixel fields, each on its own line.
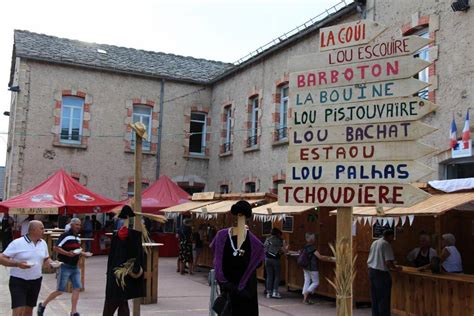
left=0, top=220, right=54, bottom=316
left=367, top=229, right=400, bottom=316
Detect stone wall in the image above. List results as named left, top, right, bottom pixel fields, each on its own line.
left=5, top=60, right=211, bottom=199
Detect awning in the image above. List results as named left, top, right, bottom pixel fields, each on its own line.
left=331, top=191, right=474, bottom=217
left=192, top=199, right=265, bottom=215
left=252, top=201, right=316, bottom=222
left=161, top=200, right=218, bottom=214
left=0, top=169, right=123, bottom=214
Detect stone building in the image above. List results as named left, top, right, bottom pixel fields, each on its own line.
left=4, top=0, right=474, bottom=200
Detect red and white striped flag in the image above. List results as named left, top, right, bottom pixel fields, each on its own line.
left=462, top=109, right=470, bottom=149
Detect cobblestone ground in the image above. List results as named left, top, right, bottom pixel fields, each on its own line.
left=0, top=256, right=371, bottom=315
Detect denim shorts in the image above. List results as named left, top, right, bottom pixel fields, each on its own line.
left=57, top=264, right=82, bottom=291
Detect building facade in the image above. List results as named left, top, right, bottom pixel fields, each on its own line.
left=4, top=0, right=474, bottom=200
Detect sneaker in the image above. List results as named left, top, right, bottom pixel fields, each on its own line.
left=272, top=292, right=282, bottom=299
left=303, top=299, right=315, bottom=305
left=266, top=293, right=271, bottom=299
left=37, top=302, right=46, bottom=316
left=71, top=313, right=80, bottom=316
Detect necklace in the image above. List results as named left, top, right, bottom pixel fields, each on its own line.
left=228, top=227, right=247, bottom=257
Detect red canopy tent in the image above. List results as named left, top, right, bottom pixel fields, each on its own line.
left=0, top=169, right=123, bottom=215
left=138, top=175, right=190, bottom=213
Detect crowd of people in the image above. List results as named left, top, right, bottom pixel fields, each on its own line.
left=0, top=209, right=466, bottom=316
left=367, top=229, right=463, bottom=316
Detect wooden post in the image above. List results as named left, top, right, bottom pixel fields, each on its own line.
left=133, top=135, right=143, bottom=316
left=336, top=207, right=353, bottom=316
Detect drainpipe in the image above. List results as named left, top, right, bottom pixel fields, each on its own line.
left=155, top=79, right=165, bottom=179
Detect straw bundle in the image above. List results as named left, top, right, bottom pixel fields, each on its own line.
left=114, top=258, right=136, bottom=289
left=326, top=240, right=357, bottom=316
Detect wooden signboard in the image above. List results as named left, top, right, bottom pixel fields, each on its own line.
left=290, top=56, right=431, bottom=90
left=286, top=161, right=434, bottom=184
left=292, top=35, right=432, bottom=71
left=192, top=192, right=215, bottom=200
left=290, top=121, right=437, bottom=146
left=278, top=183, right=430, bottom=207
left=288, top=141, right=437, bottom=163
left=10, top=207, right=58, bottom=215
left=291, top=97, right=437, bottom=127
left=290, top=78, right=429, bottom=106
left=319, top=20, right=387, bottom=51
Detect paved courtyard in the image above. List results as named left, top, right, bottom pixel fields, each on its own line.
left=0, top=256, right=371, bottom=315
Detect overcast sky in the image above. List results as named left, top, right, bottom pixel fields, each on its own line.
left=0, top=0, right=344, bottom=166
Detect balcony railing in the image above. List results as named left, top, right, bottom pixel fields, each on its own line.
left=246, top=135, right=258, bottom=148
left=189, top=146, right=206, bottom=155
left=60, top=133, right=82, bottom=144
left=131, top=139, right=151, bottom=151
left=222, top=142, right=232, bottom=153
left=275, top=126, right=288, bottom=141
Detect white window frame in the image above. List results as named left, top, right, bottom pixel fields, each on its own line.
left=60, top=96, right=84, bottom=144
left=225, top=107, right=232, bottom=145
left=132, top=105, right=152, bottom=151
left=279, top=85, right=289, bottom=139
left=189, top=112, right=207, bottom=155
left=251, top=97, right=259, bottom=138
left=279, top=85, right=289, bottom=129
left=415, top=29, right=429, bottom=99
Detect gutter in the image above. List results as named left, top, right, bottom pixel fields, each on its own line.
left=210, top=2, right=357, bottom=84
left=156, top=79, right=165, bottom=179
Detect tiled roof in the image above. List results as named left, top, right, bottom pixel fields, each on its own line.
left=14, top=30, right=233, bottom=84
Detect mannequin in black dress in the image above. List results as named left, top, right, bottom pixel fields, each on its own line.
left=211, top=200, right=264, bottom=316
left=222, top=230, right=259, bottom=315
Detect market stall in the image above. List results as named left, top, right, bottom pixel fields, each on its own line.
left=120, top=175, right=191, bottom=257
left=0, top=169, right=123, bottom=287
left=160, top=192, right=275, bottom=267
left=330, top=182, right=474, bottom=312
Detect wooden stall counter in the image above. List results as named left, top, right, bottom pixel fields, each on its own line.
left=142, top=243, right=163, bottom=304
left=392, top=266, right=474, bottom=316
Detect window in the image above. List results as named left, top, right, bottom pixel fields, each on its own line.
left=220, top=185, right=229, bottom=194
left=60, top=96, right=84, bottom=144
left=245, top=182, right=256, bottom=193
left=273, top=179, right=285, bottom=194
left=189, top=112, right=207, bottom=154
left=127, top=182, right=149, bottom=197
left=445, top=161, right=474, bottom=179
left=414, top=30, right=429, bottom=99
left=223, top=106, right=232, bottom=153
left=276, top=85, right=289, bottom=141
left=247, top=97, right=259, bottom=147
left=132, top=105, right=152, bottom=151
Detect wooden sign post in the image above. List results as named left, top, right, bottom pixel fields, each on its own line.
left=283, top=19, right=437, bottom=315
left=130, top=122, right=147, bottom=316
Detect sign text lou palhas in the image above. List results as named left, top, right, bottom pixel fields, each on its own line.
left=279, top=20, right=437, bottom=208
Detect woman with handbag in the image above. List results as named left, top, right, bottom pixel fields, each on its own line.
left=263, top=228, right=287, bottom=299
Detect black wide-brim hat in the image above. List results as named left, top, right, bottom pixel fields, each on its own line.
left=118, top=205, right=135, bottom=219
left=230, top=200, right=252, bottom=218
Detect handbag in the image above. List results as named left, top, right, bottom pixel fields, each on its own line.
left=212, top=285, right=232, bottom=315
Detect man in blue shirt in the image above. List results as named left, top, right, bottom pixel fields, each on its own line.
left=38, top=218, right=84, bottom=316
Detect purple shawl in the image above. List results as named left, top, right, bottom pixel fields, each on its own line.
left=210, top=228, right=264, bottom=291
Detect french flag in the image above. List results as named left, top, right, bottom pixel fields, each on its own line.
left=450, top=115, right=458, bottom=149
left=462, top=109, right=470, bottom=149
